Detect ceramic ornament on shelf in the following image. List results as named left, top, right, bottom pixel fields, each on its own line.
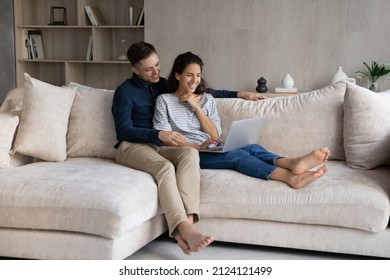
left=330, top=66, right=348, bottom=84
left=282, top=73, right=294, bottom=89
left=275, top=73, right=298, bottom=93
left=256, top=77, right=268, bottom=93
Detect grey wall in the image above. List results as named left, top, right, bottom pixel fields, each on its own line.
left=145, top=0, right=390, bottom=92
left=0, top=0, right=15, bottom=103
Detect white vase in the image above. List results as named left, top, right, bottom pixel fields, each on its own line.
left=330, top=66, right=348, bottom=84
left=282, top=74, right=294, bottom=89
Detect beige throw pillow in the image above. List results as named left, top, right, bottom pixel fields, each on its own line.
left=0, top=112, right=19, bottom=168
left=216, top=79, right=353, bottom=160
left=66, top=84, right=117, bottom=159
left=12, top=73, right=76, bottom=161
left=344, top=83, right=390, bottom=169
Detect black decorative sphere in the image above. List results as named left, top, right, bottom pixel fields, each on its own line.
left=256, top=77, right=268, bottom=93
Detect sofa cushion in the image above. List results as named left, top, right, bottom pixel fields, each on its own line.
left=12, top=74, right=76, bottom=161
left=215, top=79, right=353, bottom=160
left=0, top=112, right=19, bottom=168
left=0, top=158, right=161, bottom=239
left=200, top=161, right=390, bottom=233
left=66, top=83, right=117, bottom=159
left=344, top=83, right=390, bottom=169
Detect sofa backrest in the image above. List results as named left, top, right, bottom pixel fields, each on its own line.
left=2, top=78, right=352, bottom=167
left=216, top=79, right=352, bottom=160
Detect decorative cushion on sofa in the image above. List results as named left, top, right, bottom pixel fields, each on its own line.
left=12, top=74, right=76, bottom=162
left=215, top=79, right=353, bottom=160
left=0, top=112, right=19, bottom=168
left=66, top=83, right=117, bottom=159
left=344, top=82, right=390, bottom=169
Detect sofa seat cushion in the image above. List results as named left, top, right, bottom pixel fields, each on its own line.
left=0, top=158, right=161, bottom=238
left=200, top=161, right=390, bottom=233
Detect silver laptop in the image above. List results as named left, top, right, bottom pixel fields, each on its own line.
left=200, top=117, right=264, bottom=153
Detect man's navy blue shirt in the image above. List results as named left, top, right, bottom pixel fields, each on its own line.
left=112, top=74, right=238, bottom=147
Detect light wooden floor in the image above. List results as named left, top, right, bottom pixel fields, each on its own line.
left=126, top=233, right=379, bottom=260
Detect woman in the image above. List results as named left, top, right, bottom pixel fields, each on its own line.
left=153, top=52, right=329, bottom=189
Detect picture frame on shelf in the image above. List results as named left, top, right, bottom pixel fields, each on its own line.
left=49, top=6, right=67, bottom=25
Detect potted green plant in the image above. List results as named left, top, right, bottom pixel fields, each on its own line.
left=355, top=60, right=390, bottom=92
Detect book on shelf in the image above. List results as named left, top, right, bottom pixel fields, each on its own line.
left=91, top=6, right=107, bottom=25
left=84, top=5, right=98, bottom=26
left=85, top=5, right=107, bottom=25
left=22, top=29, right=33, bottom=59
left=128, top=7, right=133, bottom=25
left=86, top=35, right=93, bottom=61
left=136, top=6, right=144, bottom=25
left=28, top=30, right=44, bottom=59
left=274, top=87, right=298, bottom=93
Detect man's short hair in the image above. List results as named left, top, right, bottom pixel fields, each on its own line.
left=127, top=41, right=157, bottom=66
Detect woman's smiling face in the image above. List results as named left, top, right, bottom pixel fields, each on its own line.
left=175, top=63, right=202, bottom=93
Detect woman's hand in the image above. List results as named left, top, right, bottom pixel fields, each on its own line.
left=198, top=137, right=223, bottom=150
left=178, top=92, right=199, bottom=108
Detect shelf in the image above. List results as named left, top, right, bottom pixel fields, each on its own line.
left=14, top=0, right=144, bottom=88
left=18, top=59, right=130, bottom=64
left=17, top=25, right=144, bottom=29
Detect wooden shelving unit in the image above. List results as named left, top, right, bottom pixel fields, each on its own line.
left=14, top=0, right=144, bottom=89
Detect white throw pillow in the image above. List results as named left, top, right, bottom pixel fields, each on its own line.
left=344, top=82, right=390, bottom=169
left=66, top=83, right=117, bottom=159
left=12, top=73, right=76, bottom=161
left=0, top=112, right=19, bottom=168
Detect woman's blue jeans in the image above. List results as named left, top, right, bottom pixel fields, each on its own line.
left=199, top=144, right=282, bottom=180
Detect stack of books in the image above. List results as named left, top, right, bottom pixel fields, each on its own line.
left=23, top=29, right=45, bottom=59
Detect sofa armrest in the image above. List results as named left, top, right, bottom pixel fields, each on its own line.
left=0, top=87, right=24, bottom=113
left=0, top=110, right=34, bottom=168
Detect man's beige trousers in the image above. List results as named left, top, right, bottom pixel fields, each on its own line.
left=116, top=141, right=201, bottom=236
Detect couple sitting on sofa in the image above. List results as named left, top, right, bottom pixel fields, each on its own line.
left=112, top=42, right=330, bottom=256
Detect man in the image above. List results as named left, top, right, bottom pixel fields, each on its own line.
left=112, top=41, right=265, bottom=255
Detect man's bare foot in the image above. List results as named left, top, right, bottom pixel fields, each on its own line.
left=178, top=222, right=214, bottom=253
left=288, top=165, right=328, bottom=189
left=291, top=147, right=330, bottom=175
left=175, top=235, right=192, bottom=255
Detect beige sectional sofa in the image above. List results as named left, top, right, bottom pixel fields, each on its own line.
left=0, top=74, right=389, bottom=259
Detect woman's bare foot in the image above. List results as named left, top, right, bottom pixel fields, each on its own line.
left=290, top=147, right=330, bottom=175
left=178, top=222, right=214, bottom=253
left=288, top=165, right=328, bottom=189
left=175, top=235, right=192, bottom=255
